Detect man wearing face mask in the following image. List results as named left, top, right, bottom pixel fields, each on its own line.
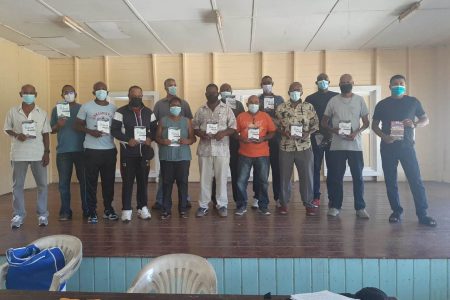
left=372, top=75, right=436, bottom=227
left=322, top=74, right=370, bottom=219
left=275, top=82, right=319, bottom=216
left=255, top=75, right=285, bottom=209
left=305, top=74, right=339, bottom=207
left=153, top=78, right=193, bottom=210
left=193, top=84, right=236, bottom=218
left=4, top=84, right=52, bottom=228
left=75, top=81, right=118, bottom=224
left=234, top=95, right=276, bottom=215
left=111, top=86, right=157, bottom=222
left=211, top=83, right=245, bottom=205
left=50, top=85, right=87, bottom=221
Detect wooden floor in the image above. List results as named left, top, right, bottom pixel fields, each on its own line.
left=0, top=181, right=449, bottom=259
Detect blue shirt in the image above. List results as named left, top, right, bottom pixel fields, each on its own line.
left=77, top=100, right=116, bottom=150
left=50, top=102, right=85, bottom=154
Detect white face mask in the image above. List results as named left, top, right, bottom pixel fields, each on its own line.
left=64, top=92, right=75, bottom=103
left=262, top=84, right=273, bottom=94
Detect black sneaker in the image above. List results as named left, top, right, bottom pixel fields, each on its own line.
left=88, top=213, right=98, bottom=224
left=258, top=208, right=271, bottom=216
left=161, top=212, right=171, bottom=220
left=103, top=209, right=119, bottom=221
left=59, top=214, right=72, bottom=221
left=180, top=211, right=188, bottom=219
left=196, top=207, right=208, bottom=217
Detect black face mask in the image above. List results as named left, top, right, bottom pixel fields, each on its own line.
left=340, top=83, right=353, bottom=94
left=130, top=97, right=143, bottom=107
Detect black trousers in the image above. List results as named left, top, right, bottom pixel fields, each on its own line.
left=120, top=156, right=150, bottom=210
left=85, top=148, right=117, bottom=214
left=160, top=160, right=190, bottom=214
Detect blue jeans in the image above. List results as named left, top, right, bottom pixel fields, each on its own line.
left=380, top=142, right=428, bottom=217
left=236, top=155, right=270, bottom=210
left=326, top=150, right=365, bottom=210
left=311, top=133, right=330, bottom=199
left=56, top=152, right=87, bottom=217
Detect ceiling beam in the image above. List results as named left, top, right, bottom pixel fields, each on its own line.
left=35, top=0, right=121, bottom=56
left=250, top=0, right=256, bottom=52
left=211, top=0, right=226, bottom=52
left=122, top=0, right=173, bottom=54
left=304, top=0, right=340, bottom=51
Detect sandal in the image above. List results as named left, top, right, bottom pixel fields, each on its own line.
left=389, top=212, right=401, bottom=223
left=419, top=216, right=437, bottom=227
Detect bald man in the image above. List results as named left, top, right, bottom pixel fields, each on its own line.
left=322, top=74, right=370, bottom=219
left=4, top=84, right=52, bottom=228
left=75, top=81, right=118, bottom=224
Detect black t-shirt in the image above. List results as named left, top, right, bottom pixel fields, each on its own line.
left=305, top=90, right=339, bottom=134
left=372, top=95, right=425, bottom=145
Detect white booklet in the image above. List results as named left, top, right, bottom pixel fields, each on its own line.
left=338, top=121, right=352, bottom=135
left=290, top=124, right=303, bottom=138
left=22, top=121, right=37, bottom=138
left=206, top=122, right=219, bottom=135
left=97, top=119, right=110, bottom=135
left=56, top=103, right=70, bottom=118
left=264, top=97, right=274, bottom=110
left=134, top=126, right=147, bottom=143
left=248, top=127, right=260, bottom=141
left=390, top=121, right=404, bottom=140
left=168, top=127, right=181, bottom=146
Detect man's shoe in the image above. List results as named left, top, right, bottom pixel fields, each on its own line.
left=38, top=216, right=48, bottom=227
left=327, top=208, right=340, bottom=217
left=306, top=206, right=317, bottom=216
left=258, top=208, right=271, bottom=215
left=196, top=207, right=209, bottom=218
left=278, top=206, right=288, bottom=215
left=312, top=198, right=320, bottom=207
left=180, top=211, right=188, bottom=219
left=388, top=212, right=402, bottom=223
left=419, top=215, right=437, bottom=227
left=59, top=214, right=72, bottom=221
left=161, top=212, right=171, bottom=220
left=121, top=210, right=132, bottom=222
left=235, top=207, right=247, bottom=216
left=251, top=198, right=259, bottom=209
left=11, top=215, right=24, bottom=229
left=88, top=213, right=98, bottom=224
left=356, top=209, right=370, bottom=219
left=138, top=206, right=151, bottom=220
left=218, top=206, right=228, bottom=217
left=103, top=209, right=119, bottom=221
left=275, top=199, right=282, bottom=208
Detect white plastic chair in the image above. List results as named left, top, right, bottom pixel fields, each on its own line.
left=127, top=253, right=217, bottom=294
left=0, top=234, right=83, bottom=291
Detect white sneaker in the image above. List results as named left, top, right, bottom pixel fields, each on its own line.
left=356, top=209, right=370, bottom=219
left=251, top=198, right=259, bottom=209
left=11, top=215, right=24, bottom=229
left=121, top=210, right=132, bottom=222
left=327, top=208, right=340, bottom=217
left=138, top=206, right=151, bottom=220
left=38, top=216, right=48, bottom=227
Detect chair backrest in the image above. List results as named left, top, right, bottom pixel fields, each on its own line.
left=0, top=234, right=83, bottom=291
left=127, top=253, right=217, bottom=294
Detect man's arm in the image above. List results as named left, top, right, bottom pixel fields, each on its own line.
left=74, top=118, right=102, bottom=138
left=42, top=132, right=50, bottom=167
left=372, top=119, right=395, bottom=144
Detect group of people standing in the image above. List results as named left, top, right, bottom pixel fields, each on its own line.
left=4, top=73, right=436, bottom=228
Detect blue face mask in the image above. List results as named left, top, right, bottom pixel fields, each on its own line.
left=289, top=91, right=302, bottom=102
left=22, top=94, right=36, bottom=104
left=248, top=104, right=259, bottom=114
left=317, top=80, right=329, bottom=90
left=221, top=91, right=232, bottom=99
left=168, top=86, right=177, bottom=96
left=95, top=89, right=108, bottom=101
left=170, top=106, right=181, bottom=116
left=391, top=85, right=406, bottom=97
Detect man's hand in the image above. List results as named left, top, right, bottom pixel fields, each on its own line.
left=88, top=129, right=103, bottom=138
left=41, top=153, right=49, bottom=167
left=144, top=138, right=152, bottom=146
left=160, top=139, right=172, bottom=146
left=343, top=131, right=358, bottom=141
left=281, top=130, right=291, bottom=138
left=56, top=118, right=67, bottom=128
left=199, top=131, right=211, bottom=140
left=382, top=135, right=396, bottom=144
left=301, top=132, right=310, bottom=142
left=215, top=131, right=227, bottom=141
left=16, top=133, right=27, bottom=142
left=402, top=119, right=415, bottom=128
left=128, top=138, right=138, bottom=147
left=179, top=138, right=190, bottom=145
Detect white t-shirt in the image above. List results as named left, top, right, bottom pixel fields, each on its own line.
left=3, top=105, right=51, bottom=161
left=324, top=94, right=369, bottom=151
left=77, top=100, right=116, bottom=150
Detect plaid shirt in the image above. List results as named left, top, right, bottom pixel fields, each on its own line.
left=275, top=100, right=319, bottom=151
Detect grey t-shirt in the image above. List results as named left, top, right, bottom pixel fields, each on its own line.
left=77, top=100, right=116, bottom=150
left=324, top=94, right=369, bottom=151
left=153, top=97, right=193, bottom=121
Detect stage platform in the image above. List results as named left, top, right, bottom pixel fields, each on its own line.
left=0, top=182, right=449, bottom=299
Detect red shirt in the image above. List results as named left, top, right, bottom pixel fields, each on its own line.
left=236, top=111, right=276, bottom=157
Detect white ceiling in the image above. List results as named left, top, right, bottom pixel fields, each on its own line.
left=0, top=0, right=448, bottom=58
